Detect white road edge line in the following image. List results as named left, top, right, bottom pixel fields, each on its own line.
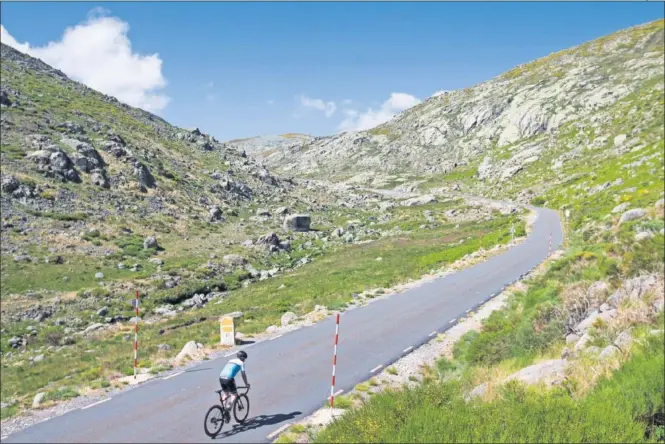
left=465, top=309, right=471, bottom=313
left=328, top=389, right=344, bottom=399
left=224, top=352, right=235, bottom=357
left=267, top=423, right=292, bottom=440
left=403, top=346, right=413, bottom=353
left=163, top=371, right=184, bottom=380
left=428, top=331, right=437, bottom=337
left=270, top=334, right=283, bottom=340
left=449, top=318, right=456, bottom=323
left=81, top=398, right=111, bottom=410
left=370, top=365, right=383, bottom=373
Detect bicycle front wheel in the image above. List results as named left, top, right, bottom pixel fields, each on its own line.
left=204, top=405, right=225, bottom=438
left=233, top=394, right=250, bottom=424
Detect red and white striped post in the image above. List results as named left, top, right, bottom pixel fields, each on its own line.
left=329, top=313, right=340, bottom=416
left=133, top=291, right=139, bottom=379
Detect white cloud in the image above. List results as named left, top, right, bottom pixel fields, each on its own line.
left=299, top=94, right=336, bottom=118
left=205, top=81, right=214, bottom=89
left=342, top=99, right=353, bottom=105
left=339, top=92, right=420, bottom=132
left=0, top=11, right=170, bottom=113
left=206, top=94, right=216, bottom=102
left=267, top=99, right=275, bottom=105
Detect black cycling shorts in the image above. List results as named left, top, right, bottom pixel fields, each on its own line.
left=219, top=377, right=237, bottom=394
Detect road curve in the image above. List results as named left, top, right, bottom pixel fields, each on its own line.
left=3, top=207, right=563, bottom=444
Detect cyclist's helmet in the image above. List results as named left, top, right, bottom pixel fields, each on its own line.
left=237, top=350, right=248, bottom=361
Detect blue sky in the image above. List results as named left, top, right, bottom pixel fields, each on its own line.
left=1, top=2, right=663, bottom=141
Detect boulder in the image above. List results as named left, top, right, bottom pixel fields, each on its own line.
left=1, top=175, right=20, bottom=194
left=618, top=208, right=646, bottom=225
left=209, top=206, right=223, bottom=221
left=174, top=341, right=205, bottom=364
left=574, top=332, right=592, bottom=352
left=503, top=359, right=568, bottom=386
left=283, top=214, right=311, bottom=232
left=143, top=236, right=159, bottom=250
left=84, top=323, right=105, bottom=334
left=32, top=392, right=46, bottom=409
left=257, top=232, right=280, bottom=246
left=280, top=312, right=298, bottom=327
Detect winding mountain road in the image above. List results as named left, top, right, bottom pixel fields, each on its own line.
left=2, top=206, right=563, bottom=444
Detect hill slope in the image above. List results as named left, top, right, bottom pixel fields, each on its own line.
left=261, top=19, right=664, bottom=193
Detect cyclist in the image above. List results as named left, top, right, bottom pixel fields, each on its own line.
left=219, top=350, right=250, bottom=417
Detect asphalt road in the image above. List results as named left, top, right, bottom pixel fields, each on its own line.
left=3, top=207, right=562, bottom=444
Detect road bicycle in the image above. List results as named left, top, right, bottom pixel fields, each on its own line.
left=203, top=385, right=250, bottom=438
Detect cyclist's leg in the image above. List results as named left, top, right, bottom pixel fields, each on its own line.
left=219, top=377, right=230, bottom=404
left=227, top=378, right=238, bottom=407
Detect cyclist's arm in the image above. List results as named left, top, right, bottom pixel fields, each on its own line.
left=240, top=370, right=249, bottom=386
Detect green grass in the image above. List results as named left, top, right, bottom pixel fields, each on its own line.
left=0, top=251, right=157, bottom=298
left=316, top=335, right=664, bottom=443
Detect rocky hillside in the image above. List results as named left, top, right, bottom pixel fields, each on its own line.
left=261, top=20, right=664, bottom=192
left=0, top=42, right=398, bottom=339
left=227, top=133, right=313, bottom=156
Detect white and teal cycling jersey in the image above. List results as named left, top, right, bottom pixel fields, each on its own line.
left=219, top=358, right=245, bottom=379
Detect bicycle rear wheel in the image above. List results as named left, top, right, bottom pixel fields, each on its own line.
left=233, top=394, right=250, bottom=424
left=204, top=405, right=225, bottom=438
